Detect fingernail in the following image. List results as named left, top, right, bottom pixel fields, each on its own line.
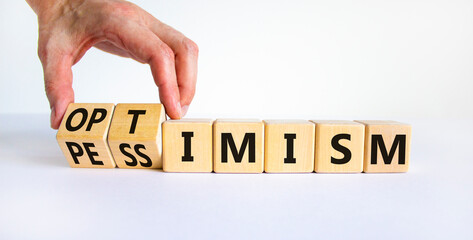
left=176, top=101, right=182, bottom=119
left=50, top=106, right=56, bottom=128
left=181, top=105, right=189, bottom=117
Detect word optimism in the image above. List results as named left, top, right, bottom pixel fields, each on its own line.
left=57, top=103, right=411, bottom=173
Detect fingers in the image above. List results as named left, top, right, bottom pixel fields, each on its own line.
left=41, top=51, right=75, bottom=129
left=108, top=22, right=182, bottom=119
left=97, top=3, right=197, bottom=117
left=149, top=22, right=199, bottom=117
left=172, top=38, right=199, bottom=117
left=150, top=51, right=182, bottom=119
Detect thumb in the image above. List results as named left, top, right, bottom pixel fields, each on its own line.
left=42, top=55, right=75, bottom=129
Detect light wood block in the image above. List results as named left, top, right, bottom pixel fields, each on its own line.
left=213, top=119, right=264, bottom=173
left=311, top=120, right=364, bottom=173
left=162, top=119, right=213, bottom=172
left=108, top=104, right=166, bottom=169
left=57, top=103, right=116, bottom=168
left=355, top=120, right=411, bottom=173
left=264, top=120, right=315, bottom=173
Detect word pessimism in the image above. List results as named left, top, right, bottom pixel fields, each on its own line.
left=56, top=103, right=412, bottom=173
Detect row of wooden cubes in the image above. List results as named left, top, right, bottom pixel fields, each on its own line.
left=57, top=103, right=411, bottom=173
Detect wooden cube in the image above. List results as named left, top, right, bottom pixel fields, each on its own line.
left=355, top=120, right=411, bottom=173
left=57, top=103, right=116, bottom=168
left=311, top=120, right=364, bottom=173
left=162, top=119, right=213, bottom=172
left=213, top=119, right=264, bottom=173
left=108, top=104, right=166, bottom=169
left=264, top=120, right=315, bottom=173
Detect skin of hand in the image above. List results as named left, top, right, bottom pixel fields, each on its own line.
left=26, top=0, right=199, bottom=129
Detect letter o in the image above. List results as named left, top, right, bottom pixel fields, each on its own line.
left=66, top=108, right=88, bottom=131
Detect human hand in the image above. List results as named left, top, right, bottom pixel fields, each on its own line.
left=26, top=0, right=198, bottom=129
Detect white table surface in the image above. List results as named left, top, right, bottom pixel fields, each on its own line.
left=1, top=114, right=472, bottom=240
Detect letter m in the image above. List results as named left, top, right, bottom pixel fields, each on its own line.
left=371, top=135, right=406, bottom=165
left=221, top=133, right=255, bottom=163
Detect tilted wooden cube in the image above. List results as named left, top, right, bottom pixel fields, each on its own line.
left=264, top=120, right=315, bottom=173
left=56, top=103, right=116, bottom=168
left=213, top=119, right=264, bottom=173
left=311, top=120, right=364, bottom=173
left=108, top=104, right=166, bottom=169
left=162, top=119, right=213, bottom=172
left=355, top=120, right=411, bottom=173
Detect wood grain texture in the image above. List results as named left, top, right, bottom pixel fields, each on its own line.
left=108, top=104, right=166, bottom=169
left=213, top=119, right=264, bottom=173
left=355, top=120, right=411, bottom=173
left=56, top=103, right=116, bottom=168
left=162, top=119, right=213, bottom=173
left=311, top=120, right=364, bottom=173
left=264, top=120, right=314, bottom=173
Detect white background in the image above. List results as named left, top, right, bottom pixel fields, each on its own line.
left=1, top=0, right=473, bottom=239
left=1, top=0, right=472, bottom=119
left=1, top=116, right=473, bottom=239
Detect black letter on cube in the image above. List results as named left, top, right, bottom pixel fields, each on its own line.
left=119, top=143, right=152, bottom=167
left=331, top=133, right=352, bottom=164
left=127, top=110, right=146, bottom=134
left=65, top=108, right=108, bottom=132
left=221, top=133, right=255, bottom=163
left=284, top=133, right=296, bottom=164
left=65, top=108, right=88, bottom=132
left=371, top=135, right=406, bottom=165
left=86, top=108, right=107, bottom=131
left=65, top=142, right=103, bottom=165
left=182, top=132, right=194, bottom=162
